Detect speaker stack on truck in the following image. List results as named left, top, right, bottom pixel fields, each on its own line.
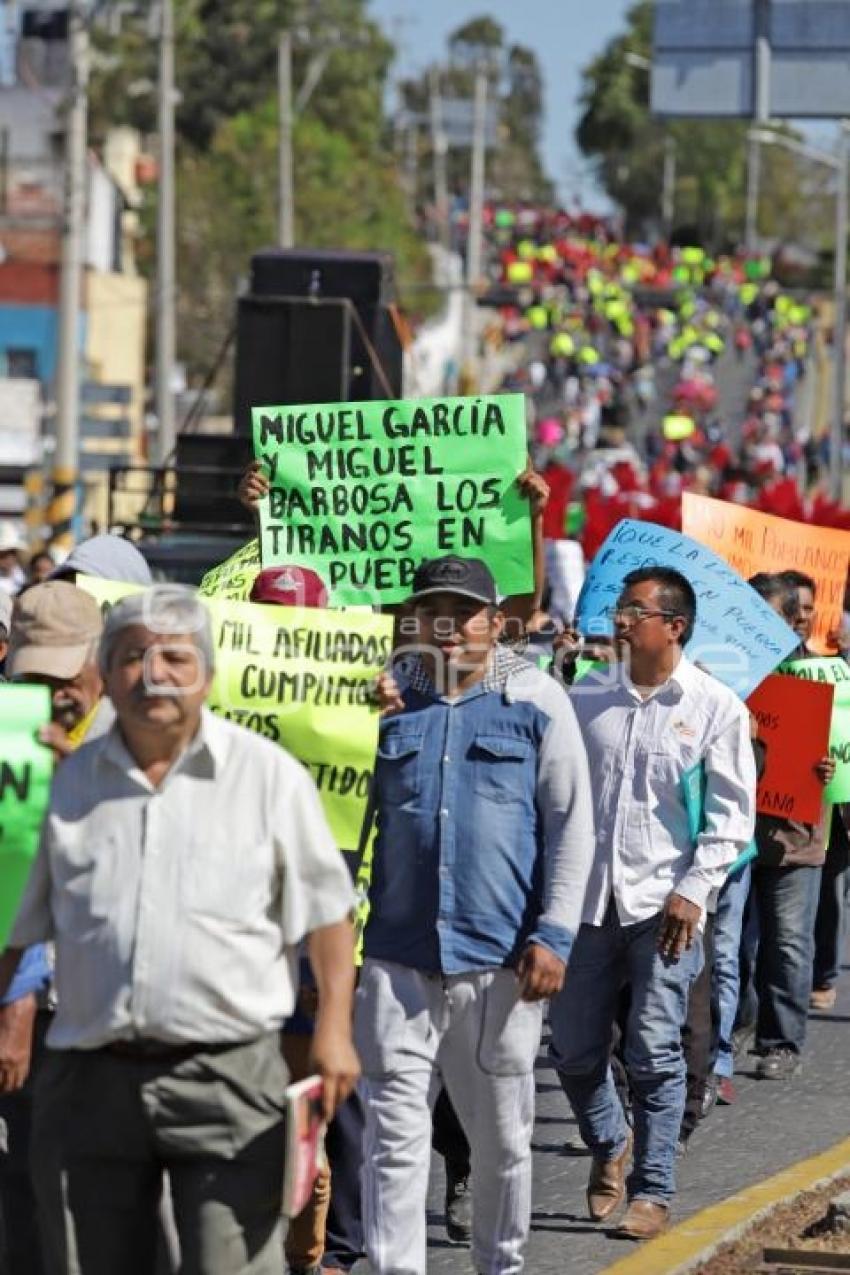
left=232, top=248, right=405, bottom=437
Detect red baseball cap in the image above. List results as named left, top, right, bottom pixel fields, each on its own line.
left=249, top=566, right=329, bottom=609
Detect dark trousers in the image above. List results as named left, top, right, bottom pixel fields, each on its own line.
left=813, top=814, right=850, bottom=991
left=680, top=917, right=717, bottom=1139
left=323, top=1089, right=365, bottom=1271
left=754, top=864, right=822, bottom=1053
left=431, top=1088, right=471, bottom=1176
left=31, top=1035, right=287, bottom=1275
left=0, top=1011, right=50, bottom=1275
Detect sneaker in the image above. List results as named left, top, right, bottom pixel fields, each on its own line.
left=715, top=1076, right=737, bottom=1105
left=755, top=1048, right=802, bottom=1080
left=810, top=987, right=837, bottom=1011
left=445, top=1161, right=472, bottom=1246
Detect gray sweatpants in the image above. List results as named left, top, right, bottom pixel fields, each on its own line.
left=30, top=1034, right=288, bottom=1275
left=354, top=960, right=543, bottom=1275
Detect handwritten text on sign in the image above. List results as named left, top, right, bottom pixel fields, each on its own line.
left=198, top=538, right=261, bottom=602
left=777, top=657, right=850, bottom=804
left=746, top=673, right=833, bottom=823
left=252, top=394, right=533, bottom=605
left=0, top=685, right=52, bottom=948
left=682, top=492, right=850, bottom=655
left=575, top=519, right=799, bottom=699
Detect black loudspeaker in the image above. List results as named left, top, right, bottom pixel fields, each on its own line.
left=172, top=434, right=253, bottom=530
left=233, top=296, right=351, bottom=436
left=233, top=248, right=404, bottom=436
left=250, top=247, right=395, bottom=306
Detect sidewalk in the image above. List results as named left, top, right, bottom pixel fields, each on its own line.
left=352, top=964, right=850, bottom=1274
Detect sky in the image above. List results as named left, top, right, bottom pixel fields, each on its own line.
left=368, top=0, right=635, bottom=209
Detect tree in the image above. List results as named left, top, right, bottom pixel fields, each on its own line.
left=86, top=0, right=431, bottom=383
left=177, top=102, right=432, bottom=379
left=398, top=15, right=553, bottom=208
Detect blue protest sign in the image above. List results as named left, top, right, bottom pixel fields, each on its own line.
left=574, top=520, right=799, bottom=699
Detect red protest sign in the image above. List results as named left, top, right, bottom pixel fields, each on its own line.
left=746, top=673, right=834, bottom=824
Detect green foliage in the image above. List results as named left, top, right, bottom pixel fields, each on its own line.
left=88, top=0, right=430, bottom=382
left=176, top=100, right=431, bottom=379
left=399, top=15, right=552, bottom=207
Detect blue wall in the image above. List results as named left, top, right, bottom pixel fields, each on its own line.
left=0, top=305, right=87, bottom=384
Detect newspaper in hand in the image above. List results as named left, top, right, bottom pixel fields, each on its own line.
left=282, top=1075, right=327, bottom=1218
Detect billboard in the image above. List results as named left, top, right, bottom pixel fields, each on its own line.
left=651, top=0, right=850, bottom=118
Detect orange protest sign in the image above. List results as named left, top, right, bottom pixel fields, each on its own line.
left=746, top=673, right=834, bottom=823
left=682, top=492, right=850, bottom=653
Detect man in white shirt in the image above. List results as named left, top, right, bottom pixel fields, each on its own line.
left=0, top=585, right=360, bottom=1275
left=549, top=566, right=755, bottom=1240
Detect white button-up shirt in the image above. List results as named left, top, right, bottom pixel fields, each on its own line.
left=569, top=654, right=756, bottom=926
left=10, top=708, right=355, bottom=1050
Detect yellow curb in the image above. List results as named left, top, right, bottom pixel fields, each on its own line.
left=601, top=1134, right=850, bottom=1274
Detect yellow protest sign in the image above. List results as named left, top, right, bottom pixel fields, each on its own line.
left=198, top=538, right=261, bottom=601
left=80, top=578, right=392, bottom=859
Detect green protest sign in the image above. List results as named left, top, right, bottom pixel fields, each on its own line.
left=573, top=657, right=603, bottom=683
left=251, top=393, right=533, bottom=605
left=0, top=686, right=52, bottom=947
left=777, top=657, right=850, bottom=803
left=81, top=578, right=392, bottom=859
left=198, top=538, right=261, bottom=602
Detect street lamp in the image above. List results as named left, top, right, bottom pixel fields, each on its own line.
left=748, top=124, right=850, bottom=503
left=625, top=52, right=676, bottom=238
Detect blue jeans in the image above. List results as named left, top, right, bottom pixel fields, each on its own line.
left=711, top=863, right=752, bottom=1078
left=813, top=814, right=850, bottom=990
left=548, top=904, right=703, bottom=1204
left=754, top=864, right=822, bottom=1054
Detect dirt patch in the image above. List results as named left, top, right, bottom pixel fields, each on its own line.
left=694, top=1175, right=850, bottom=1273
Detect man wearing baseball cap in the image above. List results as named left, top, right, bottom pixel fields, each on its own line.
left=355, top=554, right=595, bottom=1275
left=7, top=581, right=106, bottom=757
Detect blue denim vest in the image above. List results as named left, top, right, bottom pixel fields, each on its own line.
left=364, top=683, right=555, bottom=974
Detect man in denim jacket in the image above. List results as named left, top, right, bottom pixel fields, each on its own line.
left=355, top=555, right=594, bottom=1275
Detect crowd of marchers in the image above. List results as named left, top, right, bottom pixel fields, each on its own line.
left=0, top=513, right=842, bottom=1275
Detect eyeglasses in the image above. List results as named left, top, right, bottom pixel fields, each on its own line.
left=612, top=604, right=681, bottom=625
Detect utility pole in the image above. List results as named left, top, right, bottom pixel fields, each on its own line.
left=154, top=0, right=176, bottom=465
left=51, top=0, right=88, bottom=549
left=831, top=121, right=849, bottom=503
left=429, top=66, right=450, bottom=251
left=745, top=0, right=771, bottom=250
left=464, top=66, right=488, bottom=373
left=278, top=30, right=295, bottom=249
left=404, top=120, right=418, bottom=209
left=661, top=134, right=676, bottom=237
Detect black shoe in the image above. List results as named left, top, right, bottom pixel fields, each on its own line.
left=731, top=1022, right=755, bottom=1059
left=755, top=1048, right=802, bottom=1080
left=701, top=1075, right=718, bottom=1119
left=445, top=1161, right=472, bottom=1246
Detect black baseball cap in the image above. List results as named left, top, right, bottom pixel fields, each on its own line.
left=408, top=556, right=499, bottom=607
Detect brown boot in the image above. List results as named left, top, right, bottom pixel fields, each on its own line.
left=616, top=1199, right=670, bottom=1239
left=586, top=1132, right=632, bottom=1222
